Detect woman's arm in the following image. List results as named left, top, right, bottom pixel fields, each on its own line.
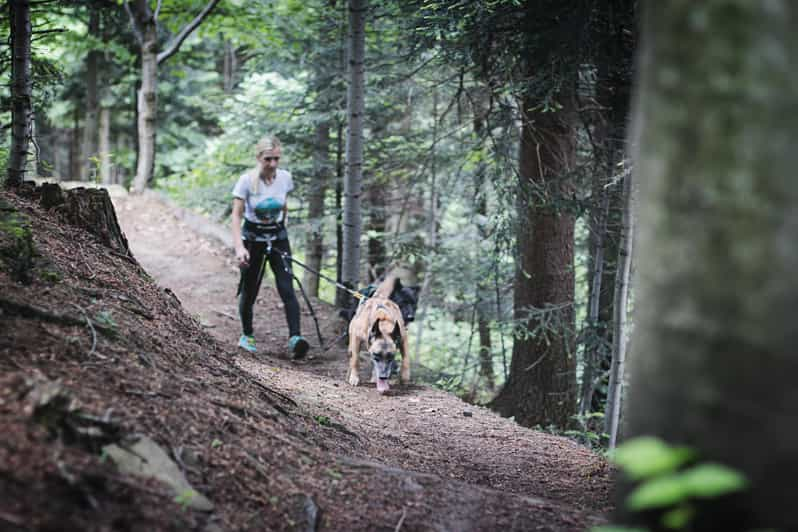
left=232, top=198, right=249, bottom=265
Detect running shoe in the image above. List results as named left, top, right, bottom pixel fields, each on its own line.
left=288, top=335, right=309, bottom=359
left=238, top=335, right=257, bottom=353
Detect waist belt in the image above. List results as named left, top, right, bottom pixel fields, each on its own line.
left=242, top=219, right=287, bottom=241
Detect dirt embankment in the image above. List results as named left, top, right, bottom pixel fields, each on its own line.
left=0, top=186, right=611, bottom=531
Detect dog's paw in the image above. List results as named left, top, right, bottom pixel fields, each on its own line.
left=348, top=372, right=360, bottom=387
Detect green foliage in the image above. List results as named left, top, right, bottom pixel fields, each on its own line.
left=611, top=437, right=696, bottom=481
left=313, top=415, right=330, bottom=426
left=603, top=437, right=749, bottom=531
left=173, top=489, right=197, bottom=510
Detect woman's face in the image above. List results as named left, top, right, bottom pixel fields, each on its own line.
left=257, top=147, right=281, bottom=178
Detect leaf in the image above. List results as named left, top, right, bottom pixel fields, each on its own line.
left=611, top=437, right=695, bottom=480
left=680, top=463, right=748, bottom=498
left=661, top=505, right=694, bottom=530
left=626, top=474, right=688, bottom=510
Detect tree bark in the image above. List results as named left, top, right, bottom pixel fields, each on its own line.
left=222, top=39, right=236, bottom=94
left=6, top=0, right=32, bottom=189
left=617, top=2, right=798, bottom=529
left=490, top=95, right=578, bottom=428
left=99, top=107, right=112, bottom=184
left=604, top=169, right=632, bottom=449
left=341, top=0, right=366, bottom=294
left=365, top=182, right=386, bottom=282
left=304, top=121, right=330, bottom=297
left=81, top=8, right=100, bottom=181
left=132, top=1, right=158, bottom=194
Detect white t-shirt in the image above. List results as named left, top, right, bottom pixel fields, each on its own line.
left=232, top=168, right=294, bottom=224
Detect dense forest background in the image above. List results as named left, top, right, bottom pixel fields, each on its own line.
left=1, top=0, right=638, bottom=445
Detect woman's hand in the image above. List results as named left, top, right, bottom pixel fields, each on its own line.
left=235, top=245, right=250, bottom=267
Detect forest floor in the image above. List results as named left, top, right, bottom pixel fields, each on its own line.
left=0, top=185, right=612, bottom=531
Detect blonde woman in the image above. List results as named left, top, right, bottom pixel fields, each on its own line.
left=231, top=135, right=309, bottom=358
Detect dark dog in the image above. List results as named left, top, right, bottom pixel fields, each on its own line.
left=347, top=274, right=410, bottom=393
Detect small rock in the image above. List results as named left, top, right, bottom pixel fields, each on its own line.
left=463, top=411, right=473, bottom=417
left=104, top=435, right=214, bottom=512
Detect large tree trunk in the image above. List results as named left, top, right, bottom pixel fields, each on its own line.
left=341, top=0, right=366, bottom=295
left=304, top=121, right=330, bottom=297
left=132, top=10, right=158, bottom=194
left=6, top=0, right=32, bottom=189
left=490, top=95, right=578, bottom=428
left=81, top=9, right=100, bottom=181
left=617, top=2, right=798, bottom=529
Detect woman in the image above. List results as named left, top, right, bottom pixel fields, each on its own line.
left=231, top=135, right=309, bottom=358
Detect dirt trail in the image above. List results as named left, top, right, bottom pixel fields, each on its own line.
left=114, top=192, right=612, bottom=530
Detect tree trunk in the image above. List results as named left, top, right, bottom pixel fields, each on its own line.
left=334, top=122, right=347, bottom=308
left=477, top=315, right=495, bottom=391
left=132, top=14, right=158, bottom=194
left=490, top=95, right=578, bottom=428
left=604, top=169, right=632, bottom=449
left=71, top=102, right=81, bottom=180
left=580, top=184, right=610, bottom=416
left=341, top=0, right=366, bottom=293
left=222, top=39, right=236, bottom=93
left=6, top=0, right=32, bottom=188
left=128, top=0, right=221, bottom=193
left=99, top=107, right=112, bottom=184
left=617, top=2, right=798, bottom=529
left=581, top=0, right=635, bottom=416
left=473, top=99, right=495, bottom=392
left=81, top=9, right=100, bottom=181
left=365, top=182, right=386, bottom=282
left=304, top=121, right=330, bottom=297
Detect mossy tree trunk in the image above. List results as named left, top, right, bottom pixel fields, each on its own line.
left=618, top=2, right=798, bottom=529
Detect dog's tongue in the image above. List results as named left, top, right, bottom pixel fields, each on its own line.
left=376, top=379, right=390, bottom=394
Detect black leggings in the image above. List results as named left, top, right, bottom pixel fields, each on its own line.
left=238, top=238, right=301, bottom=338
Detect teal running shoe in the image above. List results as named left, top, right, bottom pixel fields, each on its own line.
left=238, top=335, right=257, bottom=353
left=288, top=335, right=309, bottom=359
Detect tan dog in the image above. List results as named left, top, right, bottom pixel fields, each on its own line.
left=347, top=274, right=410, bottom=393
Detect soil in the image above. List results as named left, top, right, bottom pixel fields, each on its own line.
left=0, top=186, right=613, bottom=531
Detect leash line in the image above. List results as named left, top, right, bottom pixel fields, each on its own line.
left=280, top=254, right=366, bottom=301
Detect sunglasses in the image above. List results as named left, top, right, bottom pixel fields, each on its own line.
left=261, top=156, right=280, bottom=162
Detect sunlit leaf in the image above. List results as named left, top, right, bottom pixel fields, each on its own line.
left=681, top=463, right=748, bottom=498
left=611, top=437, right=695, bottom=480
left=626, top=474, right=688, bottom=510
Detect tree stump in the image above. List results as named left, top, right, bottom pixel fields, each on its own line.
left=41, top=185, right=130, bottom=255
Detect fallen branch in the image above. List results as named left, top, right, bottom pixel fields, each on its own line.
left=0, top=296, right=116, bottom=337
left=212, top=309, right=237, bottom=321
